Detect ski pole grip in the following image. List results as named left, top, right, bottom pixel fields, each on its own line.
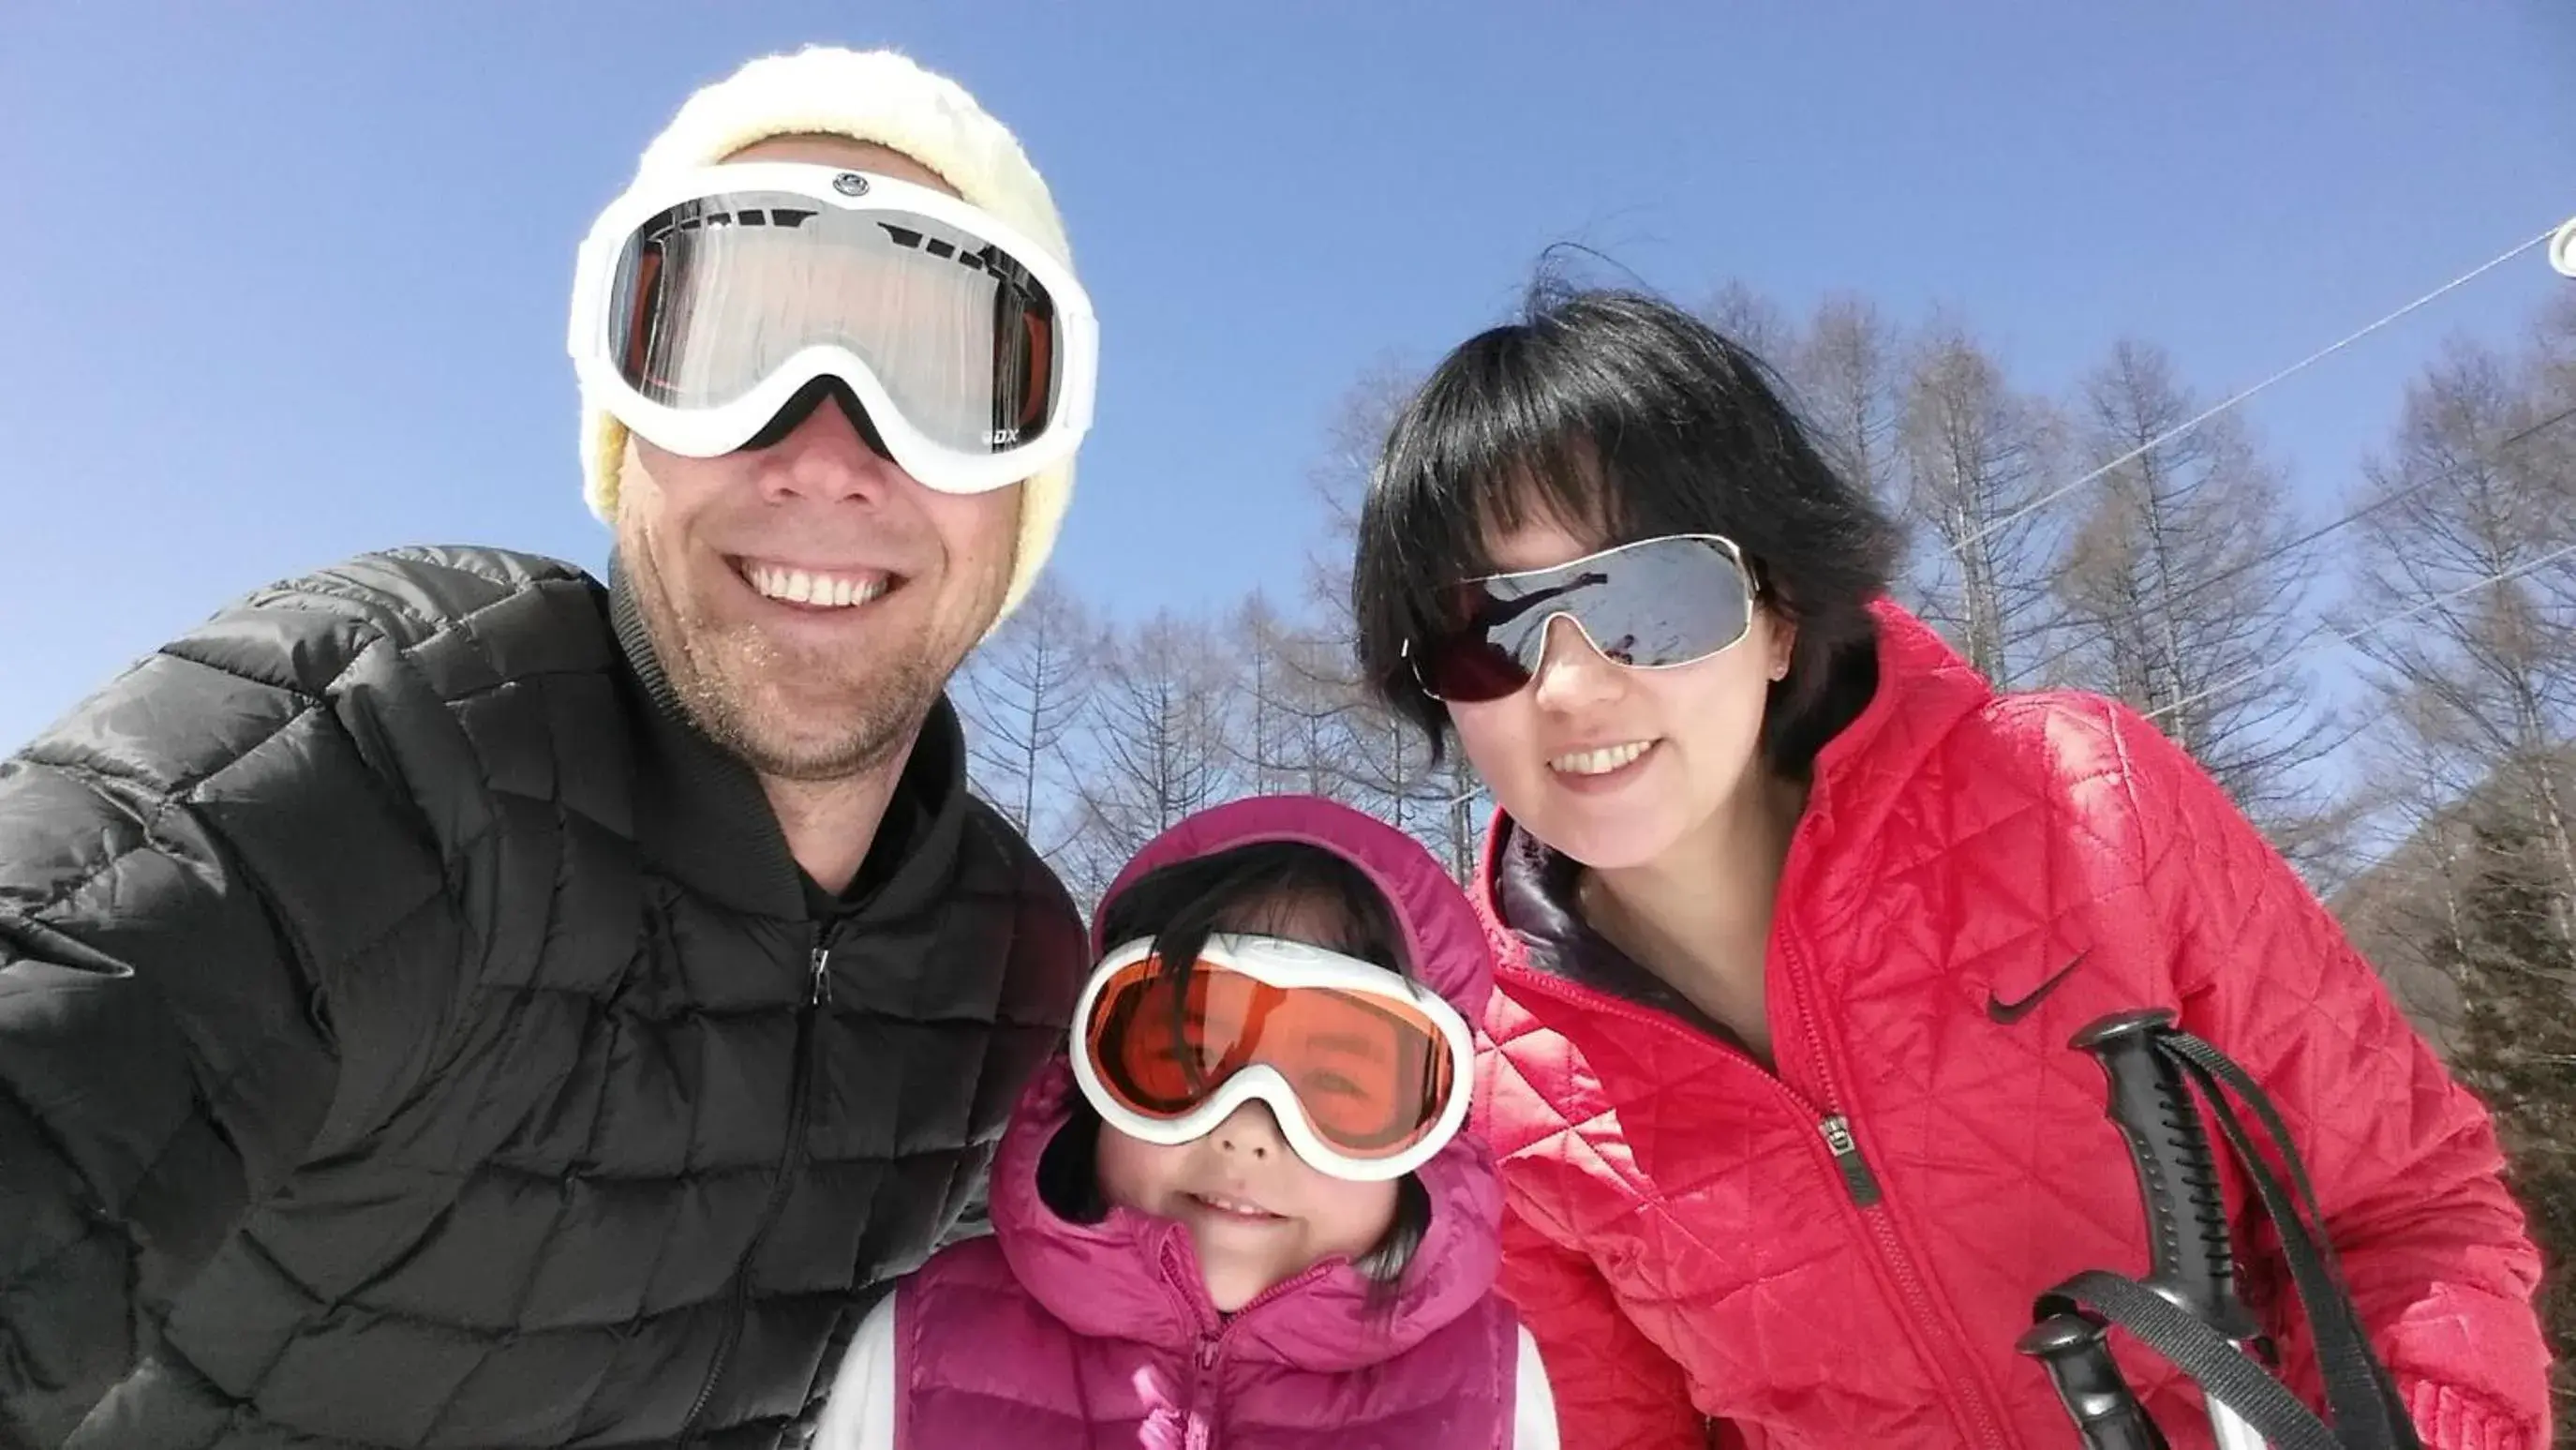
left=2018, top=1309, right=2173, bottom=1450
left=2069, top=1009, right=2260, bottom=1342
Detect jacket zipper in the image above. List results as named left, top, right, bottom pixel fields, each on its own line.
left=1166, top=1233, right=1337, bottom=1450
left=1818, top=1113, right=1881, bottom=1207
left=1501, top=962, right=1875, bottom=1199
left=1495, top=840, right=2015, bottom=1449
left=1776, top=933, right=2012, bottom=1449
left=677, top=929, right=833, bottom=1445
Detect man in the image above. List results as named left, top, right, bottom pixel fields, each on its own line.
left=0, top=46, right=1092, bottom=1448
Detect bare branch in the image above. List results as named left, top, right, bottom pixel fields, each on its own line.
left=957, top=575, right=1099, bottom=876
left=2048, top=339, right=2346, bottom=871
left=1894, top=320, right=2069, bottom=686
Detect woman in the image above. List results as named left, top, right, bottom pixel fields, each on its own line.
left=1349, top=285, right=2551, bottom=1450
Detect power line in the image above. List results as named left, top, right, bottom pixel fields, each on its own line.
left=2267, top=400, right=2576, bottom=563
left=2017, top=400, right=2576, bottom=684
left=1949, top=219, right=2567, bottom=561
left=2142, top=536, right=2576, bottom=727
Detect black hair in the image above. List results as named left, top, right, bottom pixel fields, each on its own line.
left=1036, top=840, right=1435, bottom=1302
left=1351, top=280, right=1899, bottom=777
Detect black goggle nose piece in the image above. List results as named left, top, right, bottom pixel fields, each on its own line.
left=741, top=375, right=896, bottom=460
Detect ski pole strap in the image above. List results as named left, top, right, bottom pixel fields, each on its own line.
left=2158, top=1030, right=2420, bottom=1450
left=2047, top=1024, right=2421, bottom=1450
left=2042, top=1273, right=2336, bottom=1450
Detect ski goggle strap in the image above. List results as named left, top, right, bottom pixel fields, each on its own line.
left=1071, top=934, right=1473, bottom=1183
left=568, top=162, right=1098, bottom=496
left=1406, top=532, right=1759, bottom=702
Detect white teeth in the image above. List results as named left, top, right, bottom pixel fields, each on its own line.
left=1196, top=1193, right=1271, bottom=1218
left=1549, top=740, right=1653, bottom=776
left=745, top=564, right=886, bottom=608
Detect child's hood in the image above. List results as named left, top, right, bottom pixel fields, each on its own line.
left=1093, top=794, right=1495, bottom=1023
left=984, top=796, right=1505, bottom=1373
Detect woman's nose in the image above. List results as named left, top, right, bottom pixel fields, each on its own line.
left=1528, top=615, right=1626, bottom=710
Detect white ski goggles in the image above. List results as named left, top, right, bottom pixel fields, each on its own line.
left=568, top=162, right=1098, bottom=495
left=1070, top=934, right=1475, bottom=1183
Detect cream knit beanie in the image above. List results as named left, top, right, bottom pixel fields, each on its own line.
left=579, top=45, right=1080, bottom=620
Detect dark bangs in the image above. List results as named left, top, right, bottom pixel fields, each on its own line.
left=1351, top=281, right=1898, bottom=776
left=1094, top=840, right=1409, bottom=991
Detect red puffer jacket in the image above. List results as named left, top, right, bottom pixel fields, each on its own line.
left=1473, top=602, right=2551, bottom=1450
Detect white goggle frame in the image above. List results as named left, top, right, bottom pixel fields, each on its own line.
left=567, top=161, right=1098, bottom=496
left=1069, top=933, right=1474, bottom=1183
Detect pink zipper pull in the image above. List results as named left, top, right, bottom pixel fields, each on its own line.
left=1184, top=1335, right=1221, bottom=1448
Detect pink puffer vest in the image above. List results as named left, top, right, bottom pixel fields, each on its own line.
left=895, top=796, right=1522, bottom=1449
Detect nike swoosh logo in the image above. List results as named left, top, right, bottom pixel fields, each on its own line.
left=1987, top=951, right=2089, bottom=1024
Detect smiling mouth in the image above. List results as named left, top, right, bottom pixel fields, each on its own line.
left=1187, top=1191, right=1285, bottom=1222
left=1549, top=740, right=1656, bottom=776
left=734, top=560, right=896, bottom=609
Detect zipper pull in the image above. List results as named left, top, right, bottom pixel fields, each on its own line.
left=1819, top=1114, right=1883, bottom=1207
left=810, top=947, right=833, bottom=1007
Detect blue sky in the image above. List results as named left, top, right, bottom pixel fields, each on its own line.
left=3, top=2, right=2571, bottom=751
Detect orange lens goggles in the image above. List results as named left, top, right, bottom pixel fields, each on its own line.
left=1073, top=934, right=1470, bottom=1179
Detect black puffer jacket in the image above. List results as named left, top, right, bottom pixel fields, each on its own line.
left=0, top=547, right=1087, bottom=1449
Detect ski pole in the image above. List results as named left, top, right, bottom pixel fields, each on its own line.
left=2018, top=1308, right=2170, bottom=1450
left=2072, top=1009, right=2269, bottom=1450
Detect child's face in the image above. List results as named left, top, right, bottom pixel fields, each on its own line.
left=1096, top=1099, right=1401, bottom=1312
left=1092, top=889, right=1412, bottom=1310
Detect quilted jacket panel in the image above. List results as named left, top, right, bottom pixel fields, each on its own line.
left=0, top=549, right=1087, bottom=1449
left=1475, top=602, right=2551, bottom=1450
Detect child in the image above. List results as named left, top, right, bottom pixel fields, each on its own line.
left=814, top=795, right=1557, bottom=1448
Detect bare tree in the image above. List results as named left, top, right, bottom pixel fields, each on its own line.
left=2050, top=340, right=2346, bottom=867
left=1425, top=752, right=1492, bottom=884
left=2345, top=336, right=2576, bottom=931
left=2330, top=694, right=2480, bottom=1052
left=957, top=575, right=1096, bottom=871
left=1231, top=591, right=1373, bottom=802
left=1304, top=358, right=1419, bottom=616
left=1791, top=295, right=1905, bottom=514
left=2340, top=303, right=2576, bottom=1426
left=2532, top=291, right=2576, bottom=400
left=1894, top=321, right=2067, bottom=686
left=1769, top=292, right=1964, bottom=623
left=1066, top=612, right=1243, bottom=904
left=1697, top=278, right=1796, bottom=365
left=1318, top=701, right=1485, bottom=876
left=1299, top=363, right=1492, bottom=871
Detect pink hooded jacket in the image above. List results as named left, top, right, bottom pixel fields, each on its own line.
left=818, top=796, right=1541, bottom=1449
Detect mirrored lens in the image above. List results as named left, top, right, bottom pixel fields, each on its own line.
left=606, top=189, right=1062, bottom=456
left=1417, top=535, right=1754, bottom=701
